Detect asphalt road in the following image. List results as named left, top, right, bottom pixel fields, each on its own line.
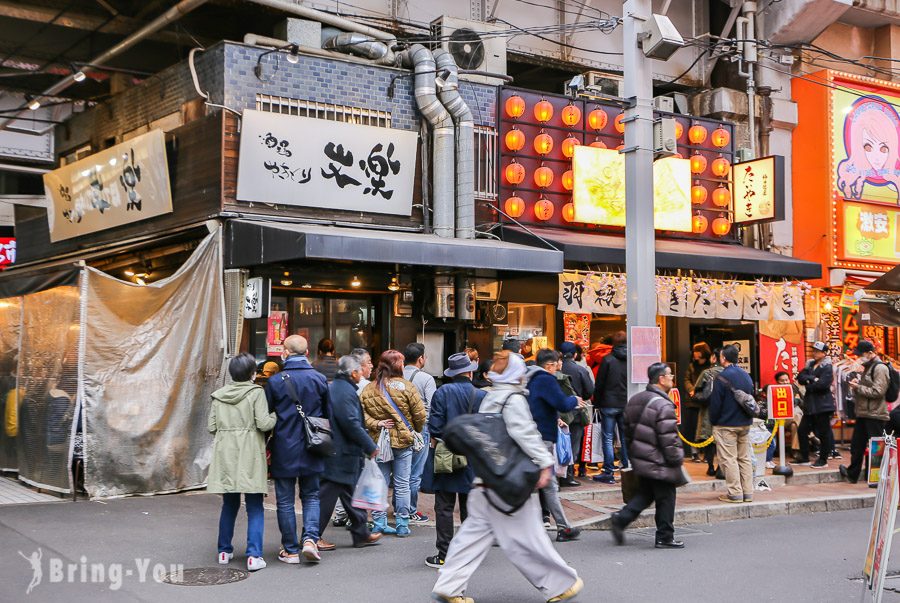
left=0, top=491, right=895, bottom=602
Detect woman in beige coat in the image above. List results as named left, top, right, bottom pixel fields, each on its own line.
left=208, top=353, right=276, bottom=571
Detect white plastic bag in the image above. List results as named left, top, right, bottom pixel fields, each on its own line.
left=351, top=459, right=389, bottom=512
left=375, top=427, right=393, bottom=463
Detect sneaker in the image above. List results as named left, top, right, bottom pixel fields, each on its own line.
left=831, top=450, right=843, bottom=460
left=839, top=464, right=858, bottom=484
left=655, top=539, right=685, bottom=549
left=332, top=514, right=349, bottom=527
left=794, top=460, right=811, bottom=467
left=425, top=554, right=445, bottom=569
left=543, top=519, right=552, bottom=530
left=217, top=552, right=233, bottom=565
left=705, top=467, right=716, bottom=477
left=548, top=577, right=584, bottom=602
left=811, top=460, right=828, bottom=468
left=247, top=556, right=267, bottom=571
left=556, top=527, right=582, bottom=542
left=431, top=595, right=474, bottom=603
left=302, top=539, right=321, bottom=563
left=718, top=494, right=742, bottom=504
left=412, top=511, right=430, bottom=523
left=593, top=473, right=616, bottom=484
left=765, top=461, right=776, bottom=469
left=278, top=549, right=300, bottom=564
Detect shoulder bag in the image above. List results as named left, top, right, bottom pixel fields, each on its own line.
left=281, top=373, right=335, bottom=457
left=434, top=386, right=476, bottom=474
left=381, top=383, right=425, bottom=452
left=717, top=374, right=759, bottom=418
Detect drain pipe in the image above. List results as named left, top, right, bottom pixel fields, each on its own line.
left=243, top=0, right=395, bottom=42
left=405, top=44, right=455, bottom=238
left=434, top=49, right=475, bottom=240
left=243, top=33, right=370, bottom=63
left=323, top=32, right=397, bottom=66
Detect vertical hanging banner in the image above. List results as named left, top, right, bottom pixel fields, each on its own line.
left=686, top=280, right=717, bottom=319
left=657, top=277, right=687, bottom=317
left=630, top=326, right=661, bottom=384
left=741, top=283, right=773, bottom=321
left=716, top=281, right=744, bottom=319
left=558, top=272, right=588, bottom=313
left=267, top=310, right=288, bottom=356
left=587, top=273, right=627, bottom=315
left=773, top=284, right=805, bottom=321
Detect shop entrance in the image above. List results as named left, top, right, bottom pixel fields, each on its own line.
left=689, top=322, right=759, bottom=385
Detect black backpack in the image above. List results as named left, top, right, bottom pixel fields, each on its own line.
left=882, top=361, right=900, bottom=404
left=442, top=392, right=541, bottom=514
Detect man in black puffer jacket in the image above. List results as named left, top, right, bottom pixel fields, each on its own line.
left=610, top=363, right=687, bottom=549
left=796, top=341, right=836, bottom=468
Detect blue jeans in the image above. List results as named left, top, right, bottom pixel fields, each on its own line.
left=218, top=493, right=264, bottom=558
left=409, top=429, right=430, bottom=514
left=601, top=408, right=629, bottom=474
left=374, top=446, right=413, bottom=521
left=274, top=475, right=321, bottom=553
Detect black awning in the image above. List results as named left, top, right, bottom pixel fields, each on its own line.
left=868, top=264, right=900, bottom=293
left=225, top=220, right=564, bottom=273
left=502, top=226, right=821, bottom=279
left=0, top=265, right=80, bottom=298
left=861, top=301, right=900, bottom=327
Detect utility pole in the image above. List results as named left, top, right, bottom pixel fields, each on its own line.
left=622, top=0, right=656, bottom=398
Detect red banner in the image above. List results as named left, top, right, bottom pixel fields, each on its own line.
left=759, top=333, right=805, bottom=386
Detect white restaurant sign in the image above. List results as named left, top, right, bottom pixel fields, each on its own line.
left=43, top=130, right=172, bottom=242
left=236, top=110, right=417, bottom=215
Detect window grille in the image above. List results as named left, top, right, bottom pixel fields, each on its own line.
left=474, top=125, right=498, bottom=201
left=255, top=94, right=391, bottom=128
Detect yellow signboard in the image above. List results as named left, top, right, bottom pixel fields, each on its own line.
left=732, top=155, right=784, bottom=223
left=842, top=202, right=900, bottom=263
left=572, top=146, right=691, bottom=231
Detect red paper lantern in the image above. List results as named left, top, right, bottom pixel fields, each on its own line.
left=589, top=138, right=607, bottom=149
left=534, top=132, right=554, bottom=155
left=534, top=166, right=554, bottom=188
left=562, top=202, right=576, bottom=222
left=561, top=136, right=579, bottom=158
left=712, top=215, right=732, bottom=236
left=712, top=186, right=731, bottom=207
left=615, top=143, right=624, bottom=151
left=692, top=213, right=708, bottom=234
left=588, top=108, right=608, bottom=131
left=505, top=95, right=525, bottom=118
left=691, top=184, right=708, bottom=205
left=614, top=112, right=626, bottom=133
left=688, top=124, right=708, bottom=144
left=561, top=104, right=581, bottom=127
left=505, top=127, right=525, bottom=151
left=711, top=156, right=731, bottom=177
left=534, top=99, right=554, bottom=123
left=690, top=153, right=707, bottom=174
left=711, top=126, right=730, bottom=148
left=505, top=161, right=525, bottom=185
left=675, top=121, right=684, bottom=140
left=504, top=195, right=525, bottom=218
left=534, top=198, right=554, bottom=220
left=562, top=170, right=574, bottom=191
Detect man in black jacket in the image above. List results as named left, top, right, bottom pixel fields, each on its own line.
left=317, top=356, right=381, bottom=551
left=610, top=363, right=686, bottom=549
left=559, top=341, right=593, bottom=481
left=795, top=341, right=836, bottom=468
left=593, top=331, right=629, bottom=484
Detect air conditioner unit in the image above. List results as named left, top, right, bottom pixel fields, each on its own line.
left=564, top=70, right=625, bottom=99
left=432, top=16, right=507, bottom=84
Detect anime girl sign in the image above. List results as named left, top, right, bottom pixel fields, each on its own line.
left=836, top=94, right=900, bottom=203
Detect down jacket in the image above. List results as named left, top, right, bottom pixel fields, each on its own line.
left=360, top=377, right=426, bottom=449
left=623, top=385, right=686, bottom=485
left=796, top=357, right=836, bottom=416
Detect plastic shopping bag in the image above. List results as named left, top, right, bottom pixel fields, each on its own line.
left=351, top=459, right=389, bottom=512
left=375, top=427, right=393, bottom=463
left=556, top=426, right=573, bottom=466
left=582, top=423, right=603, bottom=464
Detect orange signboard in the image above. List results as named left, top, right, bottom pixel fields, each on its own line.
left=767, top=384, right=794, bottom=420
left=670, top=387, right=682, bottom=425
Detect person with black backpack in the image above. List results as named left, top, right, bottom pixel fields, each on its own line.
left=841, top=340, right=892, bottom=484
left=431, top=350, right=583, bottom=603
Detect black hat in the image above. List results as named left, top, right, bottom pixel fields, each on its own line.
left=444, top=352, right=479, bottom=377
left=501, top=338, right=521, bottom=352
left=854, top=340, right=876, bottom=355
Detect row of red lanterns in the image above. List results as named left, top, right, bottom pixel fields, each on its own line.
left=504, top=195, right=577, bottom=223
left=692, top=212, right=732, bottom=235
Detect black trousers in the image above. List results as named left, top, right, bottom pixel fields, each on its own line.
left=615, top=477, right=676, bottom=543
left=681, top=406, right=700, bottom=454
left=318, top=478, right=370, bottom=544
left=569, top=422, right=585, bottom=467
left=798, top=411, right=834, bottom=464
left=434, top=490, right=468, bottom=558
left=848, top=418, right=888, bottom=481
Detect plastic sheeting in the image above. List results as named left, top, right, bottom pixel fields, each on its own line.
left=0, top=297, right=21, bottom=471
left=16, top=285, right=82, bottom=493
left=81, top=231, right=225, bottom=498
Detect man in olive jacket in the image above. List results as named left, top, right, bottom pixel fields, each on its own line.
left=610, top=363, right=686, bottom=549
left=318, top=356, right=381, bottom=551
left=841, top=340, right=891, bottom=484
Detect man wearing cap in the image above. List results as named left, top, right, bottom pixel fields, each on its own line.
left=421, top=352, right=487, bottom=569
left=841, top=340, right=890, bottom=484
left=558, top=341, right=593, bottom=483
left=796, top=342, right=836, bottom=468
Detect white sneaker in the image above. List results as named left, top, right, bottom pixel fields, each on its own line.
left=278, top=549, right=300, bottom=564
left=247, top=556, right=267, bottom=572
left=765, top=461, right=776, bottom=469
left=217, top=552, right=233, bottom=565
left=302, top=539, right=321, bottom=563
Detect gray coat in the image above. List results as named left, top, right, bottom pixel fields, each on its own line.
left=623, top=385, right=686, bottom=485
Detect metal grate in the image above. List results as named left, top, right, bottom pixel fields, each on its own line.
left=474, top=125, right=497, bottom=201
left=255, top=94, right=392, bottom=127
left=223, top=269, right=246, bottom=358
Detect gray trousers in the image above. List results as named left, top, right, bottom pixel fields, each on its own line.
left=432, top=488, right=579, bottom=600
left=542, top=440, right=571, bottom=529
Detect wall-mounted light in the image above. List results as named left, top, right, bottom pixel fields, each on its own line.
left=388, top=275, right=401, bottom=292
left=280, top=271, right=293, bottom=286
left=26, top=96, right=40, bottom=111
left=285, top=44, right=300, bottom=64
left=72, top=68, right=86, bottom=83
left=351, top=275, right=361, bottom=288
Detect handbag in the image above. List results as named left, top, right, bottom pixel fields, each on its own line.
left=281, top=373, right=335, bottom=457
left=443, top=392, right=541, bottom=514
left=381, top=384, right=424, bottom=452
left=717, top=375, right=759, bottom=418
left=375, top=427, right=394, bottom=463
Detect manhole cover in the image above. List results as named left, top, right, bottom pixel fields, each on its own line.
left=163, top=567, right=248, bottom=586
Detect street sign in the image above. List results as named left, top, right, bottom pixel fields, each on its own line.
left=767, top=384, right=794, bottom=420
left=670, top=387, right=682, bottom=425
left=863, top=436, right=898, bottom=603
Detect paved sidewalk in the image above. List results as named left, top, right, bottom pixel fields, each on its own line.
left=0, top=476, right=62, bottom=506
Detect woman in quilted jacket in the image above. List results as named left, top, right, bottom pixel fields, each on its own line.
left=360, top=349, right=426, bottom=537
